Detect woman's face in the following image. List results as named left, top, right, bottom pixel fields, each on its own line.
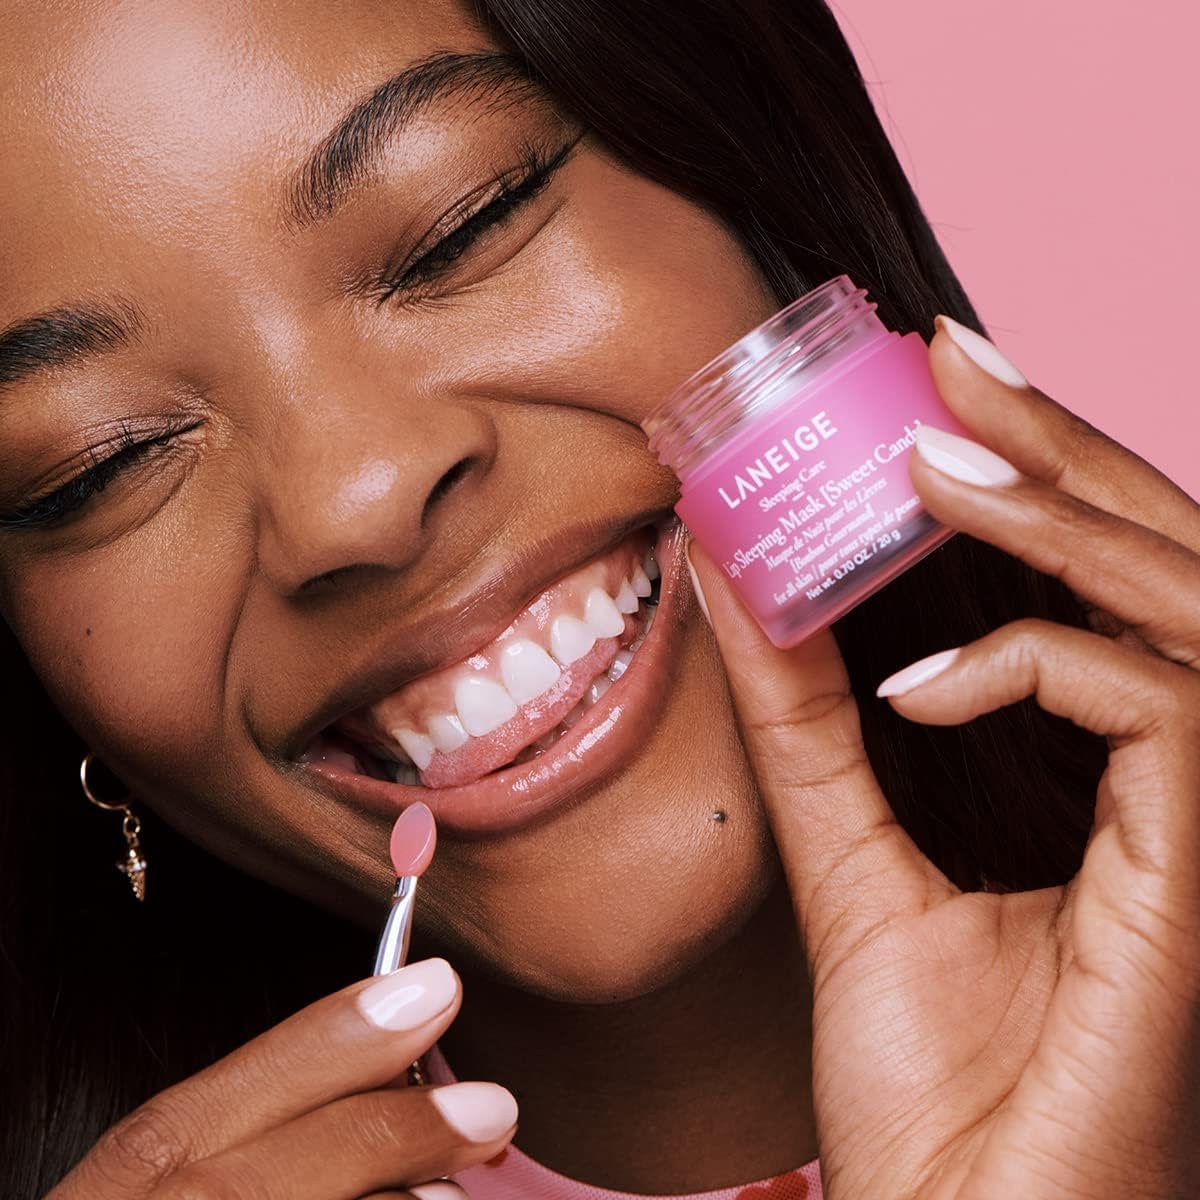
left=0, top=0, right=782, bottom=1000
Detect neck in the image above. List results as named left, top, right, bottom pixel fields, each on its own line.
left=439, top=880, right=817, bottom=1194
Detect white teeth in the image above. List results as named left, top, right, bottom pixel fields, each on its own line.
left=608, top=649, right=634, bottom=682
left=374, top=549, right=664, bottom=762
left=550, top=614, right=597, bottom=666
left=584, top=586, right=625, bottom=638
left=488, top=632, right=651, bottom=769
left=427, top=713, right=468, bottom=754
left=454, top=676, right=519, bottom=736
left=391, top=727, right=434, bottom=771
left=500, top=638, right=562, bottom=704
left=614, top=578, right=639, bottom=614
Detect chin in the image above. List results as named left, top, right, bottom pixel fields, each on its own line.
left=507, top=841, right=780, bottom=1006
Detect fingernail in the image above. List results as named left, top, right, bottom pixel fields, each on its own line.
left=914, top=425, right=1021, bottom=487
left=410, top=1183, right=471, bottom=1199
left=431, top=1082, right=519, bottom=1143
left=934, top=314, right=1028, bottom=389
left=685, top=539, right=712, bottom=624
left=876, top=648, right=961, bottom=698
left=357, top=958, right=457, bottom=1031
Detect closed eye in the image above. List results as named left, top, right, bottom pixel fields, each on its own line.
left=0, top=418, right=203, bottom=531
left=382, top=133, right=581, bottom=300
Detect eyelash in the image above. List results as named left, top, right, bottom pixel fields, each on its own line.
left=382, top=134, right=579, bottom=298
left=0, top=418, right=202, bottom=532
left=2, top=139, right=578, bottom=533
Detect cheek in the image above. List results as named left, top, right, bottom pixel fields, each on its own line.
left=435, top=160, right=778, bottom=428
left=4, top=517, right=239, bottom=772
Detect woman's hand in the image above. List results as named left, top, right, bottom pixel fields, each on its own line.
left=688, top=316, right=1200, bottom=1200
left=47, top=958, right=514, bottom=1200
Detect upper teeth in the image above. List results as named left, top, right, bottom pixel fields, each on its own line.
left=385, top=559, right=659, bottom=766
left=391, top=726, right=435, bottom=770
left=454, top=676, right=519, bottom=737
left=550, top=614, right=596, bottom=665
left=427, top=713, right=469, bottom=753
left=584, top=587, right=625, bottom=638
left=500, top=639, right=562, bottom=704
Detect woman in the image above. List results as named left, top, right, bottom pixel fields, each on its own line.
left=2, top=1, right=1197, bottom=1197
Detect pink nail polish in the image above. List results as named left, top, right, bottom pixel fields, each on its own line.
left=431, top=1082, right=519, bottom=1143
left=410, top=1184, right=469, bottom=1200
left=936, top=314, right=1028, bottom=389
left=876, top=647, right=960, bottom=697
left=643, top=276, right=971, bottom=648
left=357, top=957, right=457, bottom=1030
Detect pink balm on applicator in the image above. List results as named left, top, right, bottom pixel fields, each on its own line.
left=390, top=800, right=437, bottom=877
left=373, top=802, right=437, bottom=975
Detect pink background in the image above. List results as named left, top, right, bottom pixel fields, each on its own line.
left=833, top=2, right=1198, bottom=498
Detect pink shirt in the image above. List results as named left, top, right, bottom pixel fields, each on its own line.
left=425, top=1046, right=824, bottom=1200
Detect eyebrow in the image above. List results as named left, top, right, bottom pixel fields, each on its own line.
left=0, top=300, right=145, bottom=394
left=287, top=50, right=540, bottom=227
left=0, top=54, right=538, bottom=396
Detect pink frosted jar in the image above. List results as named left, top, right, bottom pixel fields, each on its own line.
left=642, top=275, right=971, bottom=648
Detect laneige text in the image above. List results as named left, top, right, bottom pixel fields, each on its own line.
left=717, top=411, right=839, bottom=509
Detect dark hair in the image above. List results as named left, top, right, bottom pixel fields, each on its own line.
left=0, top=2, right=1105, bottom=1192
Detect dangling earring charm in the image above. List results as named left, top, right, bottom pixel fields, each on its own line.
left=80, top=753, right=148, bottom=901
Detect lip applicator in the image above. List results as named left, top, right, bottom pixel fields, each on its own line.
left=373, top=801, right=437, bottom=975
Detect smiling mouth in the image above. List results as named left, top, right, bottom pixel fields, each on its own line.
left=301, top=525, right=664, bottom=791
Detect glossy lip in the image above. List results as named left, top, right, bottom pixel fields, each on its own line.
left=302, top=519, right=687, bottom=838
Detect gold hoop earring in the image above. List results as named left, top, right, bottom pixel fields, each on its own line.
left=80, top=753, right=147, bottom=902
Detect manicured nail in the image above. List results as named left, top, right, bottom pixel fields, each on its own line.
left=934, top=314, right=1028, bottom=389
left=431, top=1082, right=519, bottom=1143
left=356, top=958, right=457, bottom=1031
left=914, top=425, right=1021, bottom=487
left=876, top=648, right=961, bottom=698
left=410, top=1182, right=471, bottom=1199
left=685, top=539, right=712, bottom=624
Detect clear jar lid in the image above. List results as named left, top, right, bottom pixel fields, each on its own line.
left=643, top=275, right=889, bottom=479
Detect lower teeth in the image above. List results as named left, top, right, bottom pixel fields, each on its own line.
left=608, top=649, right=634, bottom=681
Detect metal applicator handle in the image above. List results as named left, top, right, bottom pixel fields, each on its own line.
left=372, top=875, right=417, bottom=976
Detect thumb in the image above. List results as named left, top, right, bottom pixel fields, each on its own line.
left=686, top=538, right=950, bottom=958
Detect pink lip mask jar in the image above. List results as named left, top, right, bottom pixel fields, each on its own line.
left=642, top=275, right=971, bottom=648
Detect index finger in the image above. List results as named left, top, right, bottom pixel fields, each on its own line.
left=929, top=316, right=1200, bottom=552
left=80, top=959, right=463, bottom=1193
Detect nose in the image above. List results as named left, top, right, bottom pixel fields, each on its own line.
left=254, top=375, right=495, bottom=596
